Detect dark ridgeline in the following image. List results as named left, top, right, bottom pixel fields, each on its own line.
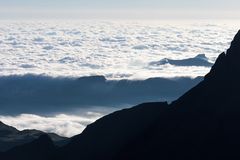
left=1, top=30, right=240, bottom=160
left=0, top=121, right=68, bottom=152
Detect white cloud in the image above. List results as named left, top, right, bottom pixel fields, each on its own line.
left=0, top=113, right=103, bottom=137
left=0, top=20, right=239, bottom=79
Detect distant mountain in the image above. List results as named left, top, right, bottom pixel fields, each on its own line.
left=0, top=121, right=68, bottom=152
left=0, top=75, right=202, bottom=114
left=2, top=30, right=240, bottom=160
left=149, top=54, right=213, bottom=67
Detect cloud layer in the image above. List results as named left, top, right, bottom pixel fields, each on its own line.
left=0, top=20, right=238, bottom=79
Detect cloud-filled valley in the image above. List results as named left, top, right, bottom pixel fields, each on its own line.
left=0, top=113, right=103, bottom=137
left=0, top=20, right=239, bottom=137
left=0, top=74, right=201, bottom=136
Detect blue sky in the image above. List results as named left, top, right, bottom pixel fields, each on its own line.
left=0, top=0, right=239, bottom=19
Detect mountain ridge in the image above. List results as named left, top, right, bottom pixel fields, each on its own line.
left=0, top=121, right=68, bottom=152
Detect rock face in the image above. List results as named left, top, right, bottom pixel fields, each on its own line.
left=1, top=30, right=240, bottom=160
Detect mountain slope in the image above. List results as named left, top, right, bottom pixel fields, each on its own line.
left=1, top=135, right=57, bottom=160
left=59, top=102, right=169, bottom=160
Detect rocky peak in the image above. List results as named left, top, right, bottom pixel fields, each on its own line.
left=227, top=30, right=240, bottom=54
left=205, top=30, right=240, bottom=80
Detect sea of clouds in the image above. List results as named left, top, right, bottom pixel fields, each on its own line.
left=0, top=20, right=238, bottom=80
left=0, top=20, right=239, bottom=137
left=0, top=112, right=103, bottom=137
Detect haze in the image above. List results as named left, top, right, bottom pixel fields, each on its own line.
left=0, top=0, right=239, bottom=19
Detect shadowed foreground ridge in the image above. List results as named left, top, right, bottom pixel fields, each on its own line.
left=1, top=30, right=240, bottom=160
left=0, top=121, right=68, bottom=152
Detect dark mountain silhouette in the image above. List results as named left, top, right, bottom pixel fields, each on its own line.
left=1, top=30, right=240, bottom=160
left=0, top=121, right=68, bottom=151
left=58, top=102, right=170, bottom=160
left=1, top=134, right=57, bottom=160
left=149, top=53, right=213, bottom=67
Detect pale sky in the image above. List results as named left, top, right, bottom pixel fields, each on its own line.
left=0, top=0, right=239, bottom=19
